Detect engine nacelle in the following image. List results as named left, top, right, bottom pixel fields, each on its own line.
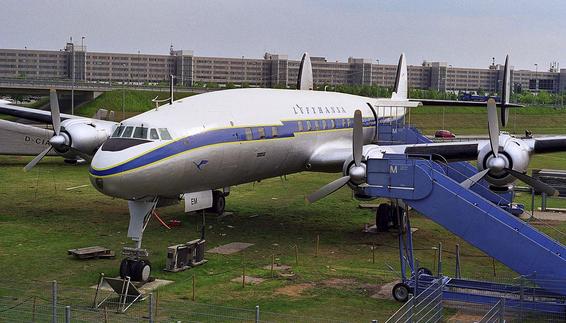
left=477, top=134, right=531, bottom=188
left=58, top=119, right=113, bottom=157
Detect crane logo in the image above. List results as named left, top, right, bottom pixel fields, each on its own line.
left=193, top=160, right=209, bottom=170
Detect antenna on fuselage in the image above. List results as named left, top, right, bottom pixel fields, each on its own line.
left=151, top=74, right=176, bottom=110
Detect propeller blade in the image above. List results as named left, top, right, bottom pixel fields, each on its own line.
left=306, top=176, right=351, bottom=203
left=49, top=89, right=61, bottom=135
left=487, top=98, right=499, bottom=158
left=506, top=168, right=559, bottom=197
left=23, top=146, right=52, bottom=172
left=353, top=109, right=363, bottom=167
left=460, top=169, right=490, bottom=189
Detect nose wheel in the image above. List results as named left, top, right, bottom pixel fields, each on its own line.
left=120, top=258, right=152, bottom=282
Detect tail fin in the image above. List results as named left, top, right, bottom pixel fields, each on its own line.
left=297, top=52, right=314, bottom=90
left=500, top=55, right=511, bottom=127
left=391, top=53, right=408, bottom=100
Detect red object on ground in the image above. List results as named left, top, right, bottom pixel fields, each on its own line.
left=168, top=219, right=182, bottom=227
left=434, top=129, right=456, bottom=139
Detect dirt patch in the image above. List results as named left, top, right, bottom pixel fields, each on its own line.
left=262, top=264, right=292, bottom=271
left=367, top=280, right=400, bottom=300
left=321, top=278, right=358, bottom=289
left=274, top=283, right=314, bottom=297
left=207, top=242, right=254, bottom=255
left=230, top=276, right=265, bottom=285
left=446, top=312, right=484, bottom=322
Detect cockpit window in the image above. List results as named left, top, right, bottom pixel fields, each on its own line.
left=133, top=126, right=148, bottom=139
left=121, top=126, right=134, bottom=138
left=159, top=128, right=172, bottom=140
left=112, top=125, right=125, bottom=138
left=149, top=128, right=159, bottom=140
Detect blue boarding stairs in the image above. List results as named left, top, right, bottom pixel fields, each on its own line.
left=361, top=154, right=566, bottom=313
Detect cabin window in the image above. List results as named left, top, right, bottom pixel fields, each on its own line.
left=112, top=126, right=125, bottom=138
left=321, top=120, right=327, bottom=130
left=258, top=127, right=266, bottom=139
left=297, top=121, right=303, bottom=132
left=158, top=128, right=172, bottom=140
left=346, top=119, right=351, bottom=128
left=133, top=126, right=148, bottom=139
left=271, top=127, right=278, bottom=137
left=341, top=119, right=346, bottom=128
left=330, top=119, right=336, bottom=129
left=121, top=126, right=134, bottom=138
left=306, top=121, right=312, bottom=131
left=314, top=120, right=320, bottom=130
left=149, top=128, right=160, bottom=140
left=245, top=128, right=253, bottom=140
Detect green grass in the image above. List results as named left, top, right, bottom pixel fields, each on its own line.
left=77, top=90, right=196, bottom=120
left=1, top=91, right=566, bottom=321
left=409, top=105, right=566, bottom=135
left=1, top=152, right=566, bottom=321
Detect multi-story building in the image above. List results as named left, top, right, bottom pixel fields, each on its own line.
left=0, top=43, right=564, bottom=93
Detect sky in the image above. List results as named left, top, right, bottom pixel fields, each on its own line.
left=1, top=0, right=565, bottom=70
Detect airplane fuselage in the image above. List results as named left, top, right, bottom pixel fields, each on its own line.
left=89, top=88, right=407, bottom=200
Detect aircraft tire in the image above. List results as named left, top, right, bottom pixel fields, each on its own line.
left=211, top=191, right=226, bottom=215
left=131, top=259, right=151, bottom=282
left=119, top=259, right=131, bottom=279
left=376, top=203, right=390, bottom=232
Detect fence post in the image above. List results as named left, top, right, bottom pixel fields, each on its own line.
left=315, top=234, right=320, bottom=257
left=455, top=244, right=461, bottom=279
left=148, top=293, right=154, bottom=323
left=52, top=280, right=58, bottom=323
left=500, top=298, right=506, bottom=322
left=437, top=242, right=443, bottom=276
left=65, top=305, right=71, bottom=323
left=255, top=305, right=260, bottom=323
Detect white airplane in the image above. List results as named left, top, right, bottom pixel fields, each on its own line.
left=1, top=53, right=565, bottom=282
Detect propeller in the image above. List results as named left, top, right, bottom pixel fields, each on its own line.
left=460, top=98, right=559, bottom=196
left=307, top=110, right=366, bottom=203
left=24, top=89, right=69, bottom=171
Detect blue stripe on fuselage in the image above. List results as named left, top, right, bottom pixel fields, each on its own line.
left=89, top=117, right=380, bottom=177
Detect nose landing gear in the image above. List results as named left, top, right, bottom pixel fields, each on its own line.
left=119, top=198, right=159, bottom=282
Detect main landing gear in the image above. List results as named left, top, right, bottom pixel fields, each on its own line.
left=208, top=190, right=226, bottom=215
left=119, top=198, right=159, bottom=282
left=375, top=203, right=403, bottom=232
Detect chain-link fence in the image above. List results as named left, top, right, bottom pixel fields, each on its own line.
left=0, top=279, right=357, bottom=323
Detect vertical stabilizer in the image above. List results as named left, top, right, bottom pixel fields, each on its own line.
left=297, top=52, right=314, bottom=90
left=500, top=55, right=511, bottom=126
left=391, top=53, right=408, bottom=100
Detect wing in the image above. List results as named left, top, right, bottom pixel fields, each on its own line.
left=410, top=99, right=522, bottom=108
left=0, top=119, right=58, bottom=156
left=0, top=99, right=80, bottom=123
